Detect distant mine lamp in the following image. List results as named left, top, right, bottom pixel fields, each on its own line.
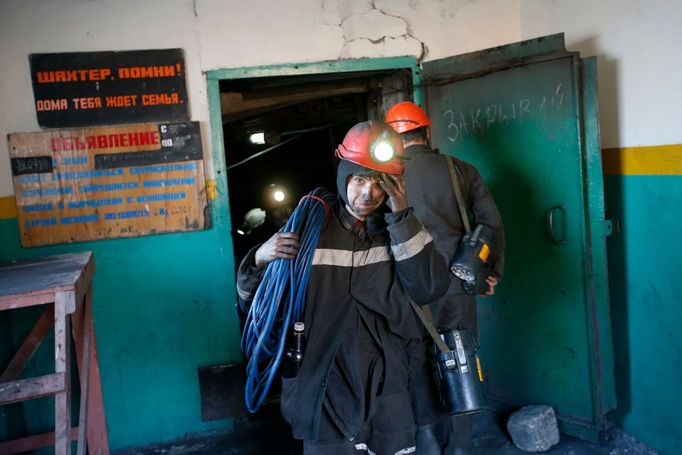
left=372, top=141, right=395, bottom=163
left=248, top=131, right=266, bottom=145
left=265, top=183, right=289, bottom=207
left=273, top=190, right=285, bottom=203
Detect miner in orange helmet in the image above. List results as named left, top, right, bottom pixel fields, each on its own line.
left=386, top=101, right=506, bottom=455
left=237, top=120, right=450, bottom=454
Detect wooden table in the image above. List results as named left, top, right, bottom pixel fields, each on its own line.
left=0, top=251, right=109, bottom=455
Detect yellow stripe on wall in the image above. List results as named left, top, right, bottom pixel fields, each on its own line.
left=603, top=144, right=682, bottom=175
left=0, top=195, right=17, bottom=220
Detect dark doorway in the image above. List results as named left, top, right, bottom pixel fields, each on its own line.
left=220, top=69, right=413, bottom=268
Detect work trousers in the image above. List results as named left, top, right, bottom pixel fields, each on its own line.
left=304, top=393, right=416, bottom=455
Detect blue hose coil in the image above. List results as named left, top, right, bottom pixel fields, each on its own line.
left=241, top=188, right=336, bottom=413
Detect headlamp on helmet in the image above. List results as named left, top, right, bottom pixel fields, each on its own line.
left=371, top=141, right=395, bottom=163
left=334, top=121, right=405, bottom=175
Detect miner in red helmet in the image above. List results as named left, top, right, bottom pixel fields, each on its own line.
left=386, top=101, right=506, bottom=454
left=237, top=120, right=449, bottom=454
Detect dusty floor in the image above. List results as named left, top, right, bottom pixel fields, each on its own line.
left=115, top=407, right=658, bottom=455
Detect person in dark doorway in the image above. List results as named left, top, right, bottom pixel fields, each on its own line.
left=232, top=184, right=294, bottom=282
left=236, top=120, right=450, bottom=455
left=386, top=101, right=506, bottom=455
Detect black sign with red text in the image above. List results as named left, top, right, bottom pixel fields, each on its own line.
left=30, top=49, right=189, bottom=128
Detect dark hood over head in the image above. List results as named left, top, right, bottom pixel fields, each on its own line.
left=336, top=159, right=379, bottom=206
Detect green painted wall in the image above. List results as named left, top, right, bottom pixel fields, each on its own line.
left=604, top=174, right=682, bottom=455
left=0, top=213, right=241, bottom=450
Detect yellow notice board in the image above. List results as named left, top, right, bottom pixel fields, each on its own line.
left=9, top=122, right=207, bottom=247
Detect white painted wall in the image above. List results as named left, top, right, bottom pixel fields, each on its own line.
left=519, top=0, right=682, bottom=148
left=0, top=0, right=520, bottom=197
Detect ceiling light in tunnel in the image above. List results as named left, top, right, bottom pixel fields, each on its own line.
left=249, top=132, right=266, bottom=145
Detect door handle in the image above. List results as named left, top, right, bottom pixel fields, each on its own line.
left=547, top=205, right=567, bottom=245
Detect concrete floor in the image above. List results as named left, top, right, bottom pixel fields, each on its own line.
left=115, top=407, right=658, bottom=455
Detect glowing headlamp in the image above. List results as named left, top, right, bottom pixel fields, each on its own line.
left=273, top=190, right=285, bottom=202
left=371, top=141, right=395, bottom=163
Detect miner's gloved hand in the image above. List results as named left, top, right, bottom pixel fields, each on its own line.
left=254, top=232, right=299, bottom=268
left=379, top=173, right=408, bottom=212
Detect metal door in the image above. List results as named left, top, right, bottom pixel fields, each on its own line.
left=422, top=34, right=615, bottom=441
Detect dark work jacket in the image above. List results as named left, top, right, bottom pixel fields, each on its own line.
left=403, top=143, right=505, bottom=331
left=237, top=194, right=449, bottom=441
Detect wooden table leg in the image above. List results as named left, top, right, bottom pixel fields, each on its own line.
left=72, top=284, right=110, bottom=455
left=54, top=291, right=74, bottom=455
left=75, top=290, right=91, bottom=455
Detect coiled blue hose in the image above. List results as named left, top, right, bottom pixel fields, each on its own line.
left=241, top=187, right=336, bottom=413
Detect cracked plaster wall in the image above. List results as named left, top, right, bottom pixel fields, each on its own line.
left=197, top=0, right=520, bottom=68
left=322, top=1, right=424, bottom=60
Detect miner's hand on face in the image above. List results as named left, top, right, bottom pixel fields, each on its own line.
left=254, top=231, right=299, bottom=268
left=378, top=172, right=408, bottom=212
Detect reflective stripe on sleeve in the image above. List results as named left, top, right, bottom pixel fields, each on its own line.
left=312, top=246, right=391, bottom=267
left=391, top=227, right=433, bottom=262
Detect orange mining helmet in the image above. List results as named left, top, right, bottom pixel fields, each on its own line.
left=385, top=101, right=431, bottom=134
left=335, top=121, right=405, bottom=175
